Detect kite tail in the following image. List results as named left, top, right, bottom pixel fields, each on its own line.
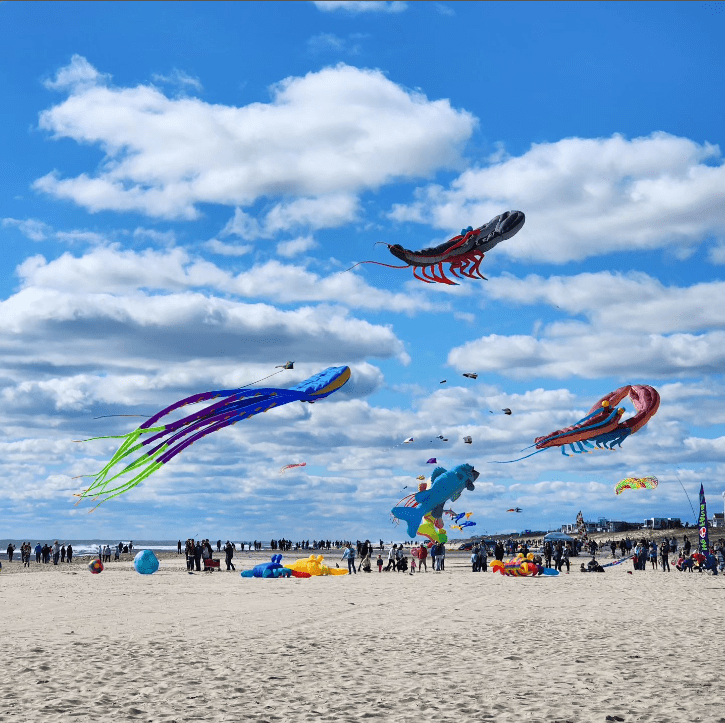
left=86, top=460, right=166, bottom=512
left=73, top=426, right=167, bottom=505
left=489, top=449, right=547, bottom=464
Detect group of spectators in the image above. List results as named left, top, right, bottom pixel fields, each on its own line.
left=184, top=538, right=237, bottom=572
left=9, top=541, right=74, bottom=566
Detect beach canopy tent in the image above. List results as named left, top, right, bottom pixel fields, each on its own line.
left=544, top=532, right=575, bottom=542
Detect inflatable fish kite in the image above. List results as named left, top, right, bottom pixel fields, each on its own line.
left=74, top=366, right=351, bottom=510
left=347, top=211, right=525, bottom=286
left=391, top=463, right=479, bottom=538
left=494, top=385, right=660, bottom=462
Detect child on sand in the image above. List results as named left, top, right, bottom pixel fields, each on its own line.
left=410, top=558, right=416, bottom=573
left=377, top=554, right=383, bottom=572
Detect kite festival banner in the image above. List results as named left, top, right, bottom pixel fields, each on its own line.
left=698, top=484, right=709, bottom=554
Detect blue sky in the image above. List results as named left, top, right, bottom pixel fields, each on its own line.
left=1, top=1, right=724, bottom=542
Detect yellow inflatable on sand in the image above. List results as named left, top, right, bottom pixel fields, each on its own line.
left=284, top=554, right=348, bottom=576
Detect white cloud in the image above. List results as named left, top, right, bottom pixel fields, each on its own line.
left=448, top=329, right=725, bottom=380
left=34, top=58, right=475, bottom=220
left=277, top=236, right=318, bottom=257
left=54, top=230, right=106, bottom=244
left=221, top=194, right=360, bottom=240
left=708, top=240, right=725, bottom=264
left=2, top=217, right=52, bottom=241
left=151, top=68, right=203, bottom=92
left=14, top=245, right=444, bottom=314
left=486, top=271, right=725, bottom=334
left=313, top=1, right=407, bottom=13
left=204, top=239, right=254, bottom=256
left=42, top=54, right=108, bottom=91
left=132, top=227, right=176, bottom=245
left=390, top=132, right=725, bottom=263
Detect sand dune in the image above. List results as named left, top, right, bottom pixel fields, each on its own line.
left=2, top=553, right=724, bottom=722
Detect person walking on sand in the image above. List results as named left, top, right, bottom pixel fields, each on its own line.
left=341, top=543, right=356, bottom=575
left=386, top=544, right=396, bottom=572
left=6, top=543, right=15, bottom=563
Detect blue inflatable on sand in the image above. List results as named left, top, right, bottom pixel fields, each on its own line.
left=241, top=554, right=292, bottom=578
left=134, top=549, right=159, bottom=575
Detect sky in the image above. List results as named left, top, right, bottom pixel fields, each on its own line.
left=1, top=0, right=724, bottom=542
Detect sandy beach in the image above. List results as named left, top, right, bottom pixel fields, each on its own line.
left=2, top=550, right=724, bottom=723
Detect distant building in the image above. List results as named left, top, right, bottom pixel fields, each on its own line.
left=712, top=512, right=724, bottom=528
left=643, top=517, right=681, bottom=529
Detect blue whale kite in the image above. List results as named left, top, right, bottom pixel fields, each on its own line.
left=391, top=463, right=479, bottom=538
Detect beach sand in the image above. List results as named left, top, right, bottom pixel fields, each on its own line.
left=2, top=551, right=724, bottom=723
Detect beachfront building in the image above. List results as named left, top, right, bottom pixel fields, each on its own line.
left=643, top=517, right=682, bottom=529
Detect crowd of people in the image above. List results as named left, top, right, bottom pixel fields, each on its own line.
left=6, top=533, right=725, bottom=577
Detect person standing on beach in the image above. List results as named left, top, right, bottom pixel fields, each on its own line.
left=66, top=544, right=73, bottom=563
left=6, top=543, right=15, bottom=562
left=660, top=539, right=670, bottom=572
left=341, top=543, right=357, bottom=575
left=185, top=539, right=194, bottom=571
left=478, top=544, right=488, bottom=572
left=377, top=554, right=383, bottom=572
left=224, top=541, right=235, bottom=571
left=194, top=541, right=202, bottom=572
left=177, top=540, right=182, bottom=554
left=418, top=543, right=427, bottom=572
left=437, top=543, right=446, bottom=571
left=61, top=545, right=66, bottom=563
left=53, top=541, right=60, bottom=565
left=34, top=543, right=41, bottom=563
left=494, top=541, right=504, bottom=561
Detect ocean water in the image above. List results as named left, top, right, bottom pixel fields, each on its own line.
left=0, top=539, right=183, bottom=559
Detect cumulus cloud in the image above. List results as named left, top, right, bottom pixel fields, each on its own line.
left=444, top=269, right=725, bottom=380
left=448, top=328, right=725, bottom=380
left=220, top=194, right=360, bottom=240
left=313, top=1, right=407, bottom=13
left=390, top=132, right=725, bottom=263
left=276, top=236, right=318, bottom=258
left=34, top=58, right=475, bottom=220
left=486, top=271, right=725, bottom=334
left=204, top=239, right=254, bottom=256
left=151, top=68, right=203, bottom=92
left=15, top=246, right=444, bottom=314
left=43, top=54, right=108, bottom=91
left=2, top=217, right=52, bottom=241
